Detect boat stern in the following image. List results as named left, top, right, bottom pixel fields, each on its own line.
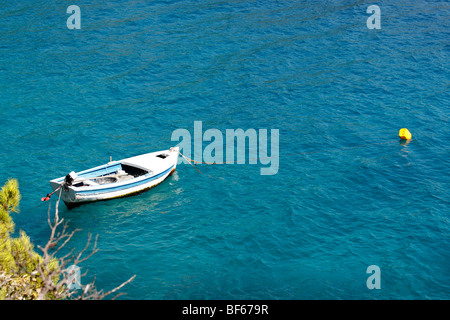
left=49, top=180, right=77, bottom=205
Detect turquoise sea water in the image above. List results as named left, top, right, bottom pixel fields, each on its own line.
left=0, top=0, right=449, bottom=299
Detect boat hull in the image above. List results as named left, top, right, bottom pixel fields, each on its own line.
left=49, top=147, right=179, bottom=209
left=64, top=167, right=176, bottom=209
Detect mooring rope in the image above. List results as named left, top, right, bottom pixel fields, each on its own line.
left=177, top=139, right=400, bottom=175
left=41, top=184, right=64, bottom=202
left=177, top=151, right=204, bottom=174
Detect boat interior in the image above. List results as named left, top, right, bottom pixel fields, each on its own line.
left=73, top=163, right=149, bottom=187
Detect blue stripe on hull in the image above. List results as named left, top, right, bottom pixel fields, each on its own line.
left=79, top=163, right=122, bottom=179
left=54, top=162, right=122, bottom=182
left=75, top=165, right=174, bottom=196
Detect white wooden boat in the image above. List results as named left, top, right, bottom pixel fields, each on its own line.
left=45, top=147, right=179, bottom=209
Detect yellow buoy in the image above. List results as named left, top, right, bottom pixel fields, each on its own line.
left=399, top=128, right=412, bottom=140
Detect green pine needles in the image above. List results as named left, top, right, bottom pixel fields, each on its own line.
left=0, top=179, right=46, bottom=299
left=0, top=178, right=134, bottom=300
